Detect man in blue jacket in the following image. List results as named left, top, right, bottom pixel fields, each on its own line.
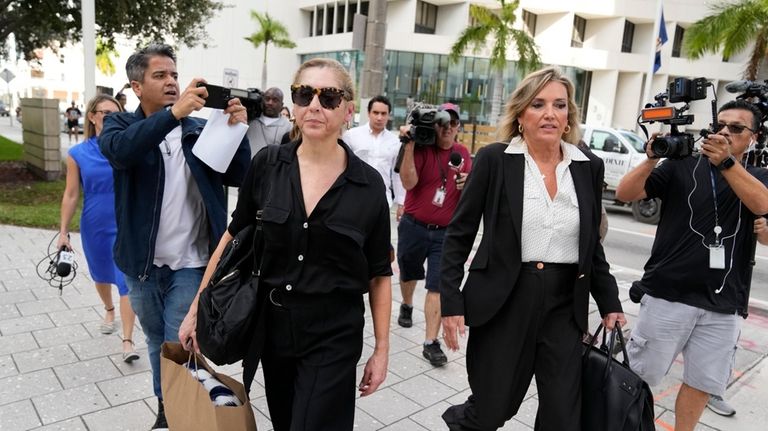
left=100, top=43, right=250, bottom=430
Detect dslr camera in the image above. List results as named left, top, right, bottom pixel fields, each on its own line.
left=196, top=83, right=264, bottom=121
left=640, top=77, right=710, bottom=159
left=402, top=105, right=451, bottom=147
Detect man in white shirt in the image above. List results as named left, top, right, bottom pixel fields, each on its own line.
left=246, top=87, right=293, bottom=155
left=343, top=95, right=405, bottom=209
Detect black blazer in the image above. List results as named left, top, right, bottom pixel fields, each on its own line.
left=440, top=142, right=623, bottom=332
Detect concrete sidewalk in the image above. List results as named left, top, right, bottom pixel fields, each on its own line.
left=1, top=221, right=767, bottom=430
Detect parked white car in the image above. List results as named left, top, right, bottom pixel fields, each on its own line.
left=580, top=124, right=661, bottom=224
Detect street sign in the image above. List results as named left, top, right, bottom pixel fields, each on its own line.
left=223, top=68, right=239, bottom=88
left=0, top=68, right=15, bottom=83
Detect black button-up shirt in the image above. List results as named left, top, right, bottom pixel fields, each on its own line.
left=229, top=140, right=393, bottom=295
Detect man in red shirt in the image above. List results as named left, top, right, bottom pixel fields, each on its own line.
left=397, top=103, right=472, bottom=366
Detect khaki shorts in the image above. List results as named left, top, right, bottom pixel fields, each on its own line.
left=626, top=294, right=740, bottom=396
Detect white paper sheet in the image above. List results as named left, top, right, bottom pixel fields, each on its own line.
left=192, top=110, right=249, bottom=173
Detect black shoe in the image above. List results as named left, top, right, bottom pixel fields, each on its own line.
left=398, top=303, right=413, bottom=328
left=151, top=398, right=168, bottom=430
left=423, top=340, right=448, bottom=367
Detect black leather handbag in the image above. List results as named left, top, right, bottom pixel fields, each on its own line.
left=196, top=212, right=265, bottom=367
left=582, top=323, right=655, bottom=431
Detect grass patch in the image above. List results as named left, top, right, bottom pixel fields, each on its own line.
left=0, top=135, right=23, bottom=161
left=0, top=180, right=81, bottom=230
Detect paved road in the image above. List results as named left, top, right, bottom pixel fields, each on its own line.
left=603, top=206, right=768, bottom=305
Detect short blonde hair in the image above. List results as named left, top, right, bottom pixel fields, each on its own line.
left=497, top=67, right=581, bottom=144
left=84, top=94, right=123, bottom=139
left=292, top=58, right=355, bottom=101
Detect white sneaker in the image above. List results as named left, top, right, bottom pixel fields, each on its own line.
left=707, top=395, right=736, bottom=417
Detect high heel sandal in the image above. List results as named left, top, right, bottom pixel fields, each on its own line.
left=100, top=306, right=116, bottom=335
left=122, top=338, right=140, bottom=363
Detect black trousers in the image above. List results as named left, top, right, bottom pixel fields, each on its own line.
left=444, top=263, right=583, bottom=431
left=261, top=289, right=365, bottom=431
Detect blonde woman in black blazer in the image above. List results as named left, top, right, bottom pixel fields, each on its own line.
left=440, top=67, right=626, bottom=431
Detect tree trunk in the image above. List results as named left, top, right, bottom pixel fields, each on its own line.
left=489, top=68, right=504, bottom=125
left=745, top=32, right=767, bottom=80
left=360, top=0, right=388, bottom=98
left=261, top=44, right=268, bottom=89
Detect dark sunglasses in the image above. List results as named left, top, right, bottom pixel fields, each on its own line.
left=716, top=122, right=754, bottom=134
left=93, top=110, right=116, bottom=115
left=438, top=119, right=460, bottom=128
left=290, top=84, right=348, bottom=110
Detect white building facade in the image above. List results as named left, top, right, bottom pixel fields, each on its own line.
left=3, top=1, right=751, bottom=133
left=178, top=0, right=751, bottom=132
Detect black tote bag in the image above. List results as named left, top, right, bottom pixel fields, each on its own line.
left=582, top=323, right=656, bottom=431
left=196, top=214, right=264, bottom=366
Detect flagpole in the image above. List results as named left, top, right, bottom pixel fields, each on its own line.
left=643, top=0, right=664, bottom=107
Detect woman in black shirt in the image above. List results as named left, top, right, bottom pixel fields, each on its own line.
left=179, top=58, right=392, bottom=430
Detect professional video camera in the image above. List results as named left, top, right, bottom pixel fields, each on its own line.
left=393, top=103, right=452, bottom=173
left=401, top=103, right=452, bottom=147
left=639, top=77, right=711, bottom=159
left=197, top=83, right=264, bottom=122
left=725, top=79, right=768, bottom=167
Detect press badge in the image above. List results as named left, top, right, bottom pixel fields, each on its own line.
left=709, top=244, right=725, bottom=269
left=432, top=186, right=446, bottom=207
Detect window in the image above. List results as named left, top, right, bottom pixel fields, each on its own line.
left=346, top=3, right=356, bottom=32
left=621, top=21, right=635, bottom=53
left=589, top=131, right=612, bottom=152
left=523, top=10, right=537, bottom=36
left=315, top=7, right=324, bottom=36
left=415, top=0, right=438, bottom=34
left=672, top=25, right=685, bottom=57
left=346, top=1, right=369, bottom=32
left=571, top=15, right=586, bottom=48
left=336, top=5, right=346, bottom=34
left=326, top=4, right=334, bottom=35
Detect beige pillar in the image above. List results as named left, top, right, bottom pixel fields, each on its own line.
left=21, top=98, right=62, bottom=181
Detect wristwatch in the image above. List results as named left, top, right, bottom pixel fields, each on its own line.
left=717, top=155, right=737, bottom=171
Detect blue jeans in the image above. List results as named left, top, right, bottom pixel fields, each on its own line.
left=125, top=265, right=203, bottom=398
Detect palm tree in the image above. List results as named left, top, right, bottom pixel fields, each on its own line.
left=449, top=0, right=540, bottom=124
left=244, top=11, right=297, bottom=89
left=685, top=0, right=768, bottom=80
left=95, top=38, right=117, bottom=76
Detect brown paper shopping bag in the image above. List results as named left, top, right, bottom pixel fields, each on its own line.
left=160, top=342, right=257, bottom=431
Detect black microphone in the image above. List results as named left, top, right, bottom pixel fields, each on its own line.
left=449, top=152, right=463, bottom=170
left=56, top=247, right=74, bottom=277
left=449, top=152, right=463, bottom=183
left=725, top=80, right=755, bottom=93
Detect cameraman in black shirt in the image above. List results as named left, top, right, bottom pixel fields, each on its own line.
left=616, top=99, right=768, bottom=431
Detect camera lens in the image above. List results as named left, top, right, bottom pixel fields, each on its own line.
left=651, top=137, right=673, bottom=158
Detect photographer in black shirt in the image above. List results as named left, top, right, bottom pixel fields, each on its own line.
left=616, top=99, right=768, bottom=431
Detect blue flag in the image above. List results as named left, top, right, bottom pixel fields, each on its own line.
left=654, top=10, right=668, bottom=73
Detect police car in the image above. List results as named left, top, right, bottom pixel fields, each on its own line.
left=580, top=124, right=661, bottom=224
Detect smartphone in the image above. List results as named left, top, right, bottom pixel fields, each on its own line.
left=197, top=82, right=231, bottom=109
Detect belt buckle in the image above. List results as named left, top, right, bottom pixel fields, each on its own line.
left=427, top=223, right=439, bottom=230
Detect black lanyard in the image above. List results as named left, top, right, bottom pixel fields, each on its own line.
left=434, top=147, right=447, bottom=188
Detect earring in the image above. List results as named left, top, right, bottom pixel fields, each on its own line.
left=564, top=125, right=571, bottom=134
left=518, top=124, right=524, bottom=133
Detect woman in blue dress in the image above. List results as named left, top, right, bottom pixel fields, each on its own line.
left=58, top=94, right=140, bottom=363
